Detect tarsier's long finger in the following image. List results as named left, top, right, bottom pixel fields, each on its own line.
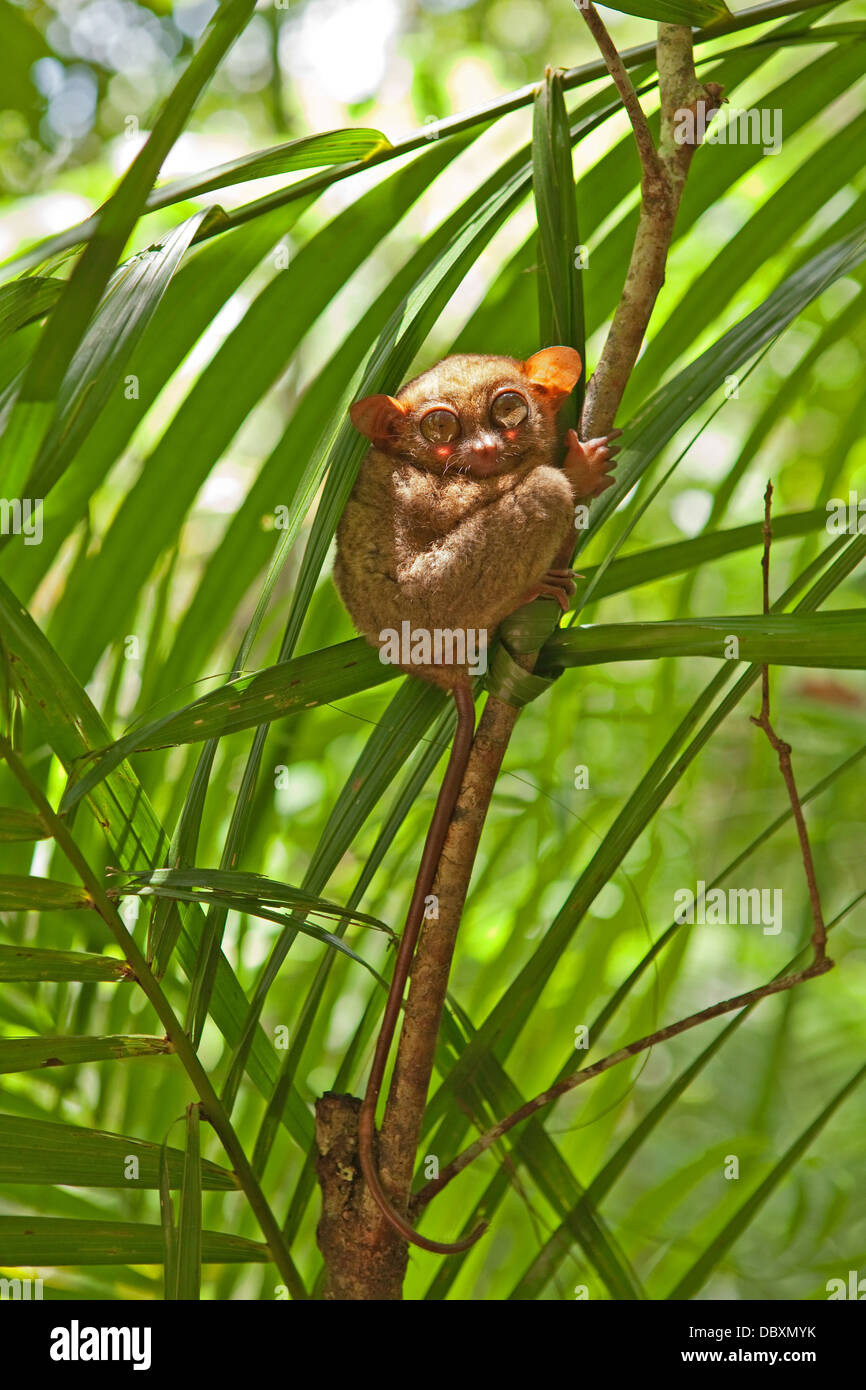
left=565, top=427, right=622, bottom=446
left=543, top=573, right=576, bottom=595
left=536, top=581, right=572, bottom=611
left=590, top=474, right=617, bottom=497
left=602, top=440, right=623, bottom=457
left=585, top=436, right=621, bottom=459
left=569, top=428, right=622, bottom=455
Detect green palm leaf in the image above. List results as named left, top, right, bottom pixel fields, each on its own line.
left=0, top=1112, right=236, bottom=1188
left=0, top=875, right=92, bottom=911
left=0, top=1217, right=267, bottom=1265
left=0, top=947, right=133, bottom=983
left=0, top=1035, right=172, bottom=1075
left=0, top=807, right=47, bottom=841
left=147, top=127, right=391, bottom=212
left=542, top=610, right=866, bottom=669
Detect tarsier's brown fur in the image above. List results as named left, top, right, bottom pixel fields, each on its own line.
left=335, top=347, right=618, bottom=686
left=333, top=347, right=619, bottom=1253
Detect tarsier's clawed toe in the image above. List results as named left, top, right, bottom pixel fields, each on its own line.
left=564, top=428, right=622, bottom=500
left=518, top=569, right=576, bottom=613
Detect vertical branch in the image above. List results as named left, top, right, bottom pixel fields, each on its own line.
left=321, top=18, right=726, bottom=1292
left=377, top=13, right=721, bottom=1238
left=377, top=701, right=515, bottom=1203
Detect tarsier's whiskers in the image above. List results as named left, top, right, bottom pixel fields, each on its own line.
left=334, top=347, right=620, bottom=1255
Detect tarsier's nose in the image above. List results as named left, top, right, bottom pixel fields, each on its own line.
left=472, top=435, right=498, bottom=459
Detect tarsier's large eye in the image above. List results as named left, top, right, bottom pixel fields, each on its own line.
left=420, top=408, right=460, bottom=443
left=490, top=391, right=529, bottom=428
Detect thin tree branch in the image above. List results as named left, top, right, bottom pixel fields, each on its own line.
left=749, top=480, right=829, bottom=963
left=574, top=2, right=662, bottom=181
left=414, top=961, right=831, bottom=1212
left=581, top=23, right=724, bottom=438
left=377, top=697, right=516, bottom=1207
left=413, top=480, right=835, bottom=1216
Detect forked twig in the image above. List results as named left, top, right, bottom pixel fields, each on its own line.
left=574, top=2, right=662, bottom=181
left=414, top=480, right=834, bottom=1217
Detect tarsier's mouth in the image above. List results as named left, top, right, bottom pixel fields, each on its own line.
left=465, top=455, right=505, bottom=477
left=442, top=448, right=517, bottom=479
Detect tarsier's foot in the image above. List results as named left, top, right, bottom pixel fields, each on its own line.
left=563, top=428, right=623, bottom=499
left=517, top=568, right=577, bottom=613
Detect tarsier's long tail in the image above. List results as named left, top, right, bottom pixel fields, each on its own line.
left=358, top=680, right=488, bottom=1254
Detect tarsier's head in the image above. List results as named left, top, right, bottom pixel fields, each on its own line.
left=349, top=346, right=582, bottom=479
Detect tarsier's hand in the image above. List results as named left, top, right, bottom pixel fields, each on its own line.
left=563, top=428, right=622, bottom=500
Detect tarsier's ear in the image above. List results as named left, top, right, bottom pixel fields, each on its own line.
left=523, top=346, right=583, bottom=407
left=349, top=394, right=406, bottom=443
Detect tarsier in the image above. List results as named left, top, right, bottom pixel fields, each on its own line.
left=334, top=346, right=619, bottom=1253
